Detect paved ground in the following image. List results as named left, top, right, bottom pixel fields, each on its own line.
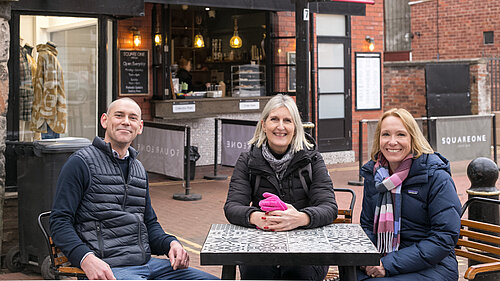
left=0, top=159, right=485, bottom=280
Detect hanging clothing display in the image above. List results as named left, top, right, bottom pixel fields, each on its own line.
left=25, top=44, right=37, bottom=78
left=19, top=46, right=33, bottom=121
left=31, top=43, right=68, bottom=135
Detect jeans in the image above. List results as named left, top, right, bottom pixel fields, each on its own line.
left=41, top=125, right=59, bottom=139
left=111, top=257, right=218, bottom=280
left=239, top=264, right=328, bottom=280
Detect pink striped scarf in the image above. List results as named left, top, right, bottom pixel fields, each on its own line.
left=372, top=154, right=413, bottom=254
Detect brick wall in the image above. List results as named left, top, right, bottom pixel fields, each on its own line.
left=350, top=0, right=385, bottom=158
left=383, top=62, right=427, bottom=117
left=411, top=0, right=500, bottom=61
left=117, top=3, right=154, bottom=120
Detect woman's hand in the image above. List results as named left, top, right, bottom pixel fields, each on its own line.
left=249, top=211, right=275, bottom=230
left=364, top=260, right=386, bottom=278
left=263, top=204, right=310, bottom=231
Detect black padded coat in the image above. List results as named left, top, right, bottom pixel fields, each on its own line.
left=224, top=144, right=338, bottom=228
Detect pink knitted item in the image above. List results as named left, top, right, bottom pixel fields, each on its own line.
left=259, top=192, right=288, bottom=212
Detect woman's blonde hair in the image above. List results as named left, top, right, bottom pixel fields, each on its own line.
left=370, top=108, right=433, bottom=161
left=249, top=94, right=313, bottom=153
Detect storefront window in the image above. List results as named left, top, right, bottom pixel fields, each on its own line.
left=19, top=16, right=98, bottom=141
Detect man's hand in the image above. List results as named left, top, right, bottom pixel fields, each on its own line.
left=168, top=240, right=189, bottom=270
left=364, top=260, right=386, bottom=278
left=80, top=253, right=116, bottom=280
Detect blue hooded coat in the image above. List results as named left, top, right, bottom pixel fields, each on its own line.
left=360, top=153, right=461, bottom=280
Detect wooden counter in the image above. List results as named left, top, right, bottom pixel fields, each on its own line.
left=152, top=96, right=272, bottom=120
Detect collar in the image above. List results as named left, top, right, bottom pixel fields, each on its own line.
left=112, top=148, right=129, bottom=160
left=92, top=137, right=138, bottom=159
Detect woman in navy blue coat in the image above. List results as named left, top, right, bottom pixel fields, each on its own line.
left=359, top=108, right=461, bottom=280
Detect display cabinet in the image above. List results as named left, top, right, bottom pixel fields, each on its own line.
left=231, top=64, right=265, bottom=97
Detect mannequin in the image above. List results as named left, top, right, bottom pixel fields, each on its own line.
left=31, top=42, right=67, bottom=139
left=19, top=38, right=34, bottom=141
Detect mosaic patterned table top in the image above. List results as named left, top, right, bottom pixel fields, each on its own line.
left=201, top=224, right=378, bottom=254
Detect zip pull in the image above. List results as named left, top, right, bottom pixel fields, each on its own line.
left=278, top=180, right=285, bottom=197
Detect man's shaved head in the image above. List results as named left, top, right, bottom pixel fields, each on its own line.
left=107, top=98, right=141, bottom=116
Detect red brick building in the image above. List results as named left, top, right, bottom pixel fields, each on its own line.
left=383, top=0, right=498, bottom=147
left=410, top=0, right=500, bottom=61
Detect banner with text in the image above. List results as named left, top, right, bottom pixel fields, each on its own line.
left=436, top=115, right=491, bottom=161
left=134, top=125, right=185, bottom=179
left=221, top=120, right=257, bottom=166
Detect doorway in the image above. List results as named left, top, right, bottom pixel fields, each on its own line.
left=316, top=14, right=352, bottom=152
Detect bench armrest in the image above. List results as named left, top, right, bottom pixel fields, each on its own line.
left=465, top=262, right=500, bottom=279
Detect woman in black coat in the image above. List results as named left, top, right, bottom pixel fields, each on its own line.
left=224, top=94, right=338, bottom=280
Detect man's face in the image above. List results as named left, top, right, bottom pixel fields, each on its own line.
left=101, top=99, right=143, bottom=147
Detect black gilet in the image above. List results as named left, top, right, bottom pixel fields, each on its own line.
left=73, top=137, right=150, bottom=267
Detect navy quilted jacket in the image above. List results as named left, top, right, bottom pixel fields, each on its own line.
left=50, top=137, right=177, bottom=267
left=360, top=152, right=461, bottom=280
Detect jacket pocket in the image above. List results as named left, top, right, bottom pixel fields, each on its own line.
left=96, top=221, right=104, bottom=258
left=135, top=214, right=146, bottom=262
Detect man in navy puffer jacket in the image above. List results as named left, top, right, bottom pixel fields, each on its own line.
left=50, top=98, right=216, bottom=280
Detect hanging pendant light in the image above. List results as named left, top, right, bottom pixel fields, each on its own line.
left=230, top=17, right=242, bottom=49
left=194, top=33, right=205, bottom=48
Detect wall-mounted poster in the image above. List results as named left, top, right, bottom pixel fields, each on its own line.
left=119, top=49, right=149, bottom=95
left=355, top=52, right=381, bottom=110
left=287, top=52, right=296, bottom=92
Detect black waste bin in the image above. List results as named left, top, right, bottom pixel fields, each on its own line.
left=6, top=138, right=91, bottom=274
left=184, top=146, right=200, bottom=180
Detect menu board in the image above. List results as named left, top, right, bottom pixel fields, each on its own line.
left=119, top=49, right=149, bottom=95
left=355, top=52, right=381, bottom=110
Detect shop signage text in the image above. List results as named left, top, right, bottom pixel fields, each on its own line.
left=119, top=49, right=149, bottom=95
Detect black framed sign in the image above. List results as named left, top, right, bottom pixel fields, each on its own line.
left=355, top=52, right=381, bottom=110
left=119, top=49, right=149, bottom=95
left=287, top=51, right=296, bottom=92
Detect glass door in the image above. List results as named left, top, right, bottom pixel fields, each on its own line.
left=316, top=14, right=351, bottom=152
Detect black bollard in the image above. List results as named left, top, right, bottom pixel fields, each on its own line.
left=466, top=157, right=500, bottom=281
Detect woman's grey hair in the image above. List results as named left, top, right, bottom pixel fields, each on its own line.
left=249, top=94, right=313, bottom=153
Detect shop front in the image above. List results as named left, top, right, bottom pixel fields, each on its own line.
left=117, top=1, right=367, bottom=165
left=3, top=0, right=144, bottom=269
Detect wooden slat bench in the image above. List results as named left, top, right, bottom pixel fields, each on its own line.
left=38, top=211, right=86, bottom=280
left=456, top=197, right=500, bottom=280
